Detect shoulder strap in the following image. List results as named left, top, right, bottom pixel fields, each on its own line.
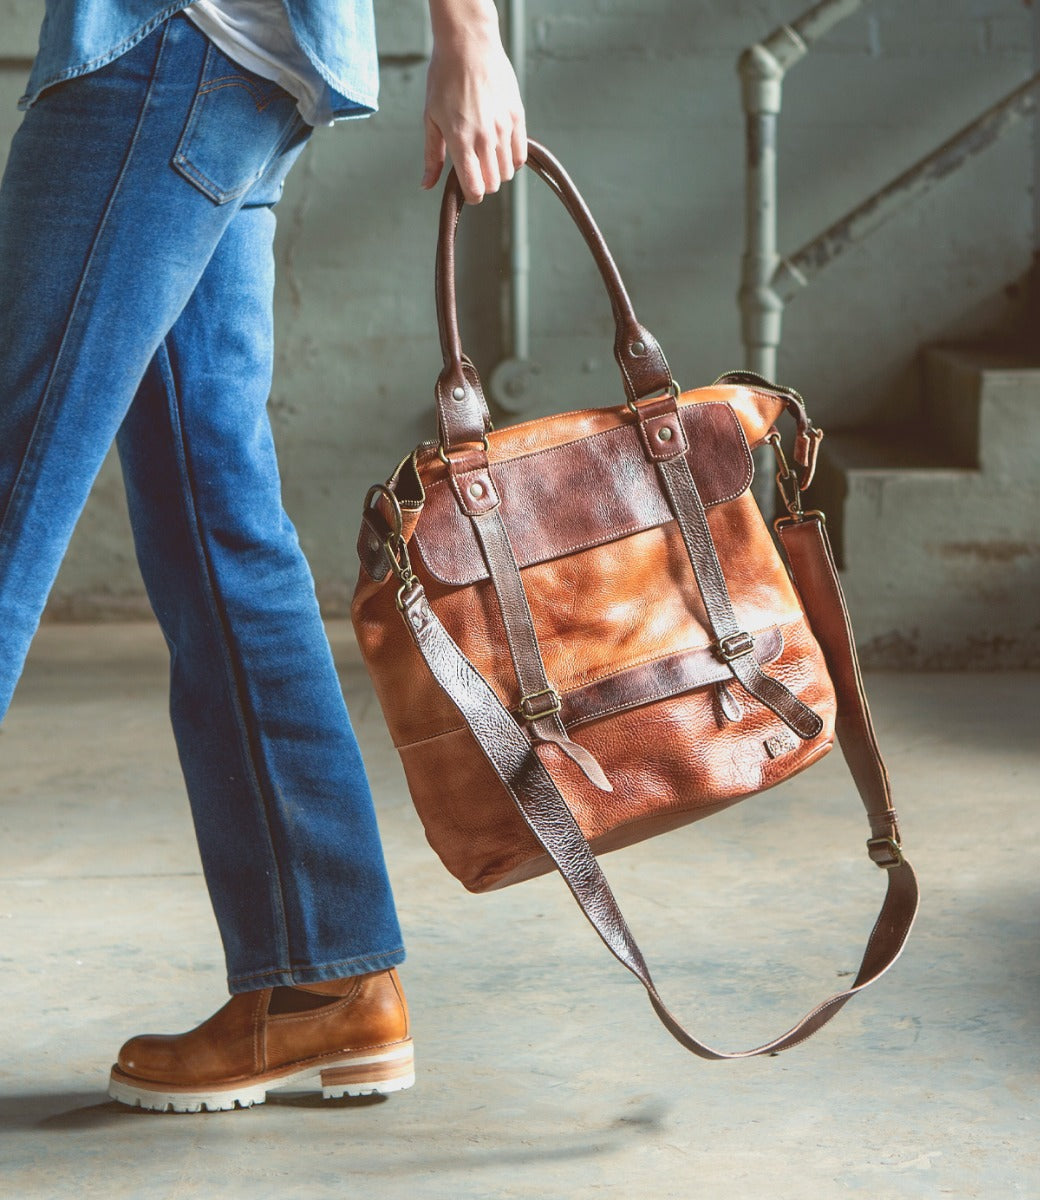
left=389, top=511, right=918, bottom=1058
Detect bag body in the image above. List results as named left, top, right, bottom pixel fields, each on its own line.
left=351, top=141, right=916, bottom=1058
left=353, top=383, right=837, bottom=891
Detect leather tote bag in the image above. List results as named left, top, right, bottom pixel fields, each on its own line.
left=352, top=141, right=918, bottom=1058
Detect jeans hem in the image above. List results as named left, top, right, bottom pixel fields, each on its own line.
left=227, top=946, right=407, bottom=994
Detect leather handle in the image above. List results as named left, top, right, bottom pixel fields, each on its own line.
left=435, top=139, right=674, bottom=452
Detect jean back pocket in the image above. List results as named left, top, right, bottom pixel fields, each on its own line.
left=173, top=41, right=303, bottom=205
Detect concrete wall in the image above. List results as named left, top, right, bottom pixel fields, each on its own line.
left=0, top=0, right=1036, bottom=618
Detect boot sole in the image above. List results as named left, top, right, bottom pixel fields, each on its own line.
left=107, top=1039, right=414, bottom=1113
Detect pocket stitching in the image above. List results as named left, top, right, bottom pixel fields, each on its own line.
left=171, top=44, right=298, bottom=204
left=197, top=74, right=282, bottom=113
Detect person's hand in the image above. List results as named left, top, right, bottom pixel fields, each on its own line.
left=422, top=0, right=527, bottom=203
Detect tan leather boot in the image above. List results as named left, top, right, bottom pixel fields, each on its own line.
left=107, top=969, right=413, bottom=1112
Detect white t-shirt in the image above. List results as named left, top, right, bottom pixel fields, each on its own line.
left=185, top=0, right=335, bottom=125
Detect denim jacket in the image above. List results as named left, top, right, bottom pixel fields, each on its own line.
left=19, top=0, right=379, bottom=117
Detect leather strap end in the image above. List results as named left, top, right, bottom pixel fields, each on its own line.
left=614, top=323, right=673, bottom=405
left=535, top=737, right=613, bottom=794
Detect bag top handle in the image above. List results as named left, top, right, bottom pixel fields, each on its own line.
left=435, top=139, right=675, bottom=454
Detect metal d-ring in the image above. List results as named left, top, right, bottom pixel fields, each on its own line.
left=364, top=482, right=404, bottom=541
left=437, top=434, right=490, bottom=466
left=626, top=378, right=681, bottom=416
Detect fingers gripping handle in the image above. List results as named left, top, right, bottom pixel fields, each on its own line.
left=435, top=139, right=674, bottom=452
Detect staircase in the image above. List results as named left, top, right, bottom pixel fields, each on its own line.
left=810, top=346, right=1040, bottom=668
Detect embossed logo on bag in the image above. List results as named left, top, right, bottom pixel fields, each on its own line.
left=764, top=730, right=797, bottom=759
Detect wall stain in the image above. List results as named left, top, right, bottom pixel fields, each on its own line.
left=937, top=540, right=1037, bottom=562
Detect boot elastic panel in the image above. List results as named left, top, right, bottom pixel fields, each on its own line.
left=268, top=987, right=344, bottom=1016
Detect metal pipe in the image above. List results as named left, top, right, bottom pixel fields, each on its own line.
left=776, top=71, right=1040, bottom=299
left=739, top=109, right=782, bottom=381
left=490, top=0, right=537, bottom=413
left=738, top=1, right=867, bottom=508
left=1033, top=3, right=1040, bottom=253
left=788, top=0, right=869, bottom=52
left=737, top=0, right=868, bottom=380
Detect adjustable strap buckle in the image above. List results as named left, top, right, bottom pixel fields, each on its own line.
left=867, top=836, right=905, bottom=869
left=519, top=687, right=563, bottom=722
left=715, top=631, right=755, bottom=663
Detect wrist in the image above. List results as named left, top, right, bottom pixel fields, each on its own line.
left=428, top=0, right=501, bottom=42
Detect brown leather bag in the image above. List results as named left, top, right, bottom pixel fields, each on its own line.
left=352, top=141, right=918, bottom=1058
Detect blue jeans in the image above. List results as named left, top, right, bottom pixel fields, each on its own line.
left=0, top=14, right=404, bottom=991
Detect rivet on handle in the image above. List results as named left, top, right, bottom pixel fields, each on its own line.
left=452, top=385, right=466, bottom=401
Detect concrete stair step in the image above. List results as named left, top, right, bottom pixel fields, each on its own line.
left=923, top=345, right=1040, bottom=473
left=808, top=346, right=1040, bottom=667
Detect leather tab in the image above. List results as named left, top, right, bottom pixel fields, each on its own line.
left=615, top=322, right=673, bottom=405
left=794, top=428, right=823, bottom=491
left=714, top=681, right=744, bottom=724
left=358, top=512, right=393, bottom=582
left=448, top=452, right=500, bottom=517
left=399, top=583, right=433, bottom=632
left=637, top=401, right=688, bottom=463
left=714, top=369, right=822, bottom=485
left=534, top=737, right=613, bottom=793
left=436, top=363, right=491, bottom=453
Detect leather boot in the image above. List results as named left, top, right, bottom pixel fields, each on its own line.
left=108, top=968, right=413, bottom=1112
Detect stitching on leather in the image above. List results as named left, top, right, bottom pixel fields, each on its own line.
left=567, top=629, right=788, bottom=725
left=414, top=511, right=652, bottom=586
left=254, top=992, right=267, bottom=1072
left=393, top=619, right=796, bottom=749
left=564, top=623, right=787, bottom=695
left=618, top=347, right=636, bottom=400
left=416, top=405, right=753, bottom=587
left=472, top=511, right=545, bottom=698
left=390, top=970, right=411, bottom=1039
left=396, top=721, right=470, bottom=750
left=782, top=522, right=885, bottom=771
left=423, top=401, right=750, bottom=501
left=710, top=406, right=755, bottom=505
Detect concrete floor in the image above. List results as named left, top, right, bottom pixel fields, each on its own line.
left=0, top=622, right=1037, bottom=1200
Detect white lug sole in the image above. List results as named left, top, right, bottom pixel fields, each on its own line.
left=108, top=1040, right=414, bottom=1113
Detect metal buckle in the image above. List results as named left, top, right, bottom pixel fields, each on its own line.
left=715, top=631, right=755, bottom=663
left=866, top=836, right=905, bottom=869
left=518, top=687, right=562, bottom=721
left=774, top=509, right=826, bottom=532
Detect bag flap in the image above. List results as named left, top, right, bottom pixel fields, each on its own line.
left=413, top=401, right=752, bottom=587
